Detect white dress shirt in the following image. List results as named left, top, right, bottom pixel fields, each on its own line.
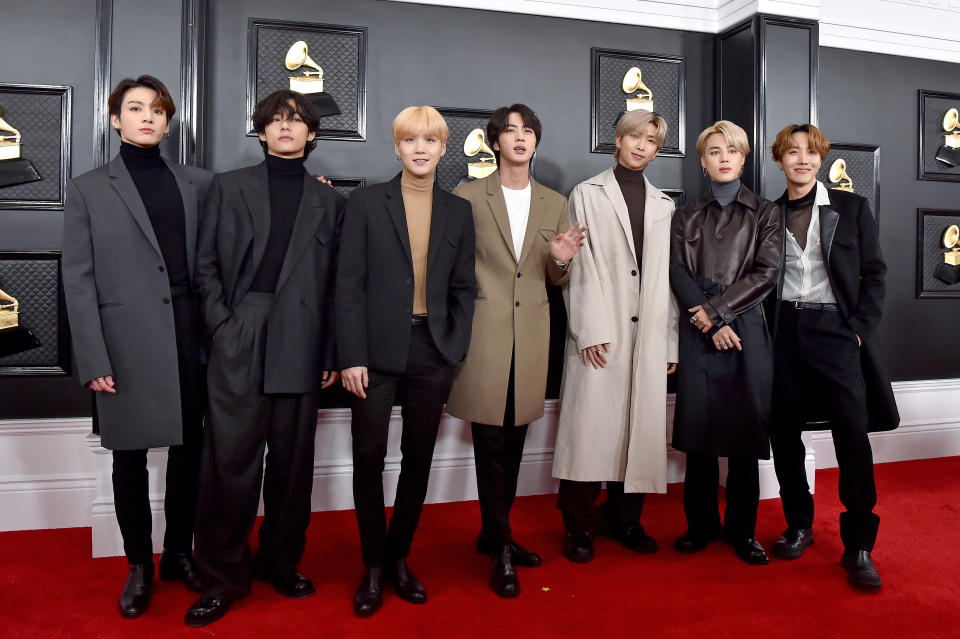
left=783, top=181, right=838, bottom=303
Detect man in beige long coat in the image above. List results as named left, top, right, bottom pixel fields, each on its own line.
left=553, top=110, right=679, bottom=563
left=447, top=104, right=586, bottom=598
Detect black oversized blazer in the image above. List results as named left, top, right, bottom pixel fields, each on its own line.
left=336, top=172, right=477, bottom=374
left=769, top=184, right=900, bottom=432
left=194, top=161, right=345, bottom=394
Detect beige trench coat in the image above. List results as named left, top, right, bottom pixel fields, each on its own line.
left=552, top=167, right=679, bottom=493
left=446, top=171, right=569, bottom=426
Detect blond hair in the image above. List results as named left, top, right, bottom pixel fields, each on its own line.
left=391, top=106, right=449, bottom=144
left=695, top=120, right=750, bottom=157
left=614, top=110, right=667, bottom=159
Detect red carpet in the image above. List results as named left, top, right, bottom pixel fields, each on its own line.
left=3, top=456, right=960, bottom=638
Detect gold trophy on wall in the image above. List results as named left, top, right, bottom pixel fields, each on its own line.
left=828, top=158, right=854, bottom=192
left=0, top=106, right=42, bottom=188
left=282, top=41, right=341, bottom=117
left=935, top=107, right=960, bottom=167
left=0, top=288, right=18, bottom=330
left=933, top=223, right=960, bottom=285
left=463, top=128, right=497, bottom=180
left=0, top=284, right=41, bottom=357
left=622, top=67, right=653, bottom=113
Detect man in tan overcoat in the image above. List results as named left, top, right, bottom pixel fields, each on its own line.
left=447, top=104, right=586, bottom=598
left=552, top=110, right=679, bottom=563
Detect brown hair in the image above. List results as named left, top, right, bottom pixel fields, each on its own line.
left=614, top=110, right=667, bottom=159
left=695, top=120, right=750, bottom=157
left=251, top=89, right=321, bottom=157
left=770, top=123, right=830, bottom=162
left=486, top=104, right=542, bottom=164
left=108, top=75, right=175, bottom=128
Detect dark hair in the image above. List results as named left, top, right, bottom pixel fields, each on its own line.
left=108, top=75, right=176, bottom=135
left=486, top=104, right=542, bottom=165
left=251, top=89, right=321, bottom=157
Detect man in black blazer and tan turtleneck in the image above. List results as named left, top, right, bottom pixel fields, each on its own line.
left=337, top=106, right=476, bottom=618
left=185, top=90, right=344, bottom=627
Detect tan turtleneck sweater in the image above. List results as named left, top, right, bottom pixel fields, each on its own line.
left=401, top=169, right=433, bottom=315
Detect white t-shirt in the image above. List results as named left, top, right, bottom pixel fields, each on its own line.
left=501, top=182, right=532, bottom=261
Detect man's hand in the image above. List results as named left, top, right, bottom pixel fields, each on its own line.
left=688, top=305, right=714, bottom=333
left=341, top=366, right=368, bottom=399
left=712, top=326, right=742, bottom=352
left=321, top=370, right=340, bottom=389
left=87, top=375, right=116, bottom=394
left=581, top=343, right=611, bottom=369
left=550, top=221, right=588, bottom=265
left=667, top=363, right=677, bottom=374
left=316, top=175, right=333, bottom=187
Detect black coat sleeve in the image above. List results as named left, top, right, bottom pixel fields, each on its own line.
left=669, top=206, right=709, bottom=312
left=322, top=189, right=346, bottom=371
left=443, top=200, right=477, bottom=363
left=335, top=189, right=369, bottom=369
left=847, top=196, right=886, bottom=340
left=193, top=174, right=232, bottom=339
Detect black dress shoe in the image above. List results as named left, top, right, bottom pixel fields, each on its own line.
left=562, top=530, right=594, bottom=563
left=118, top=563, right=153, bottom=619
left=841, top=550, right=882, bottom=590
left=270, top=571, right=315, bottom=599
left=353, top=566, right=384, bottom=617
left=772, top=527, right=815, bottom=560
left=184, top=596, right=232, bottom=627
left=159, top=550, right=203, bottom=592
left=489, top=545, right=520, bottom=598
left=612, top=523, right=659, bottom=554
left=732, top=538, right=770, bottom=565
left=673, top=527, right=719, bottom=554
left=476, top=536, right=542, bottom=567
left=389, top=558, right=427, bottom=604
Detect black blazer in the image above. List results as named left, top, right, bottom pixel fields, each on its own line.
left=194, top=161, right=345, bottom=393
left=336, top=172, right=477, bottom=373
left=770, top=184, right=899, bottom=432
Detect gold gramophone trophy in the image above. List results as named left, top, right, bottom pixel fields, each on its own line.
left=933, top=223, right=960, bottom=285
left=0, top=284, right=41, bottom=357
left=286, top=41, right=324, bottom=94
left=0, top=288, right=18, bottom=331
left=0, top=106, right=42, bottom=188
left=464, top=128, right=497, bottom=179
left=828, top=158, right=854, bottom=192
left=936, top=107, right=960, bottom=167
left=622, top=67, right=653, bottom=113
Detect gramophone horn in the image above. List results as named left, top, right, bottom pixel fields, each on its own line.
left=622, top=67, right=642, bottom=93
left=943, top=108, right=959, bottom=132
left=285, top=41, right=323, bottom=75
left=0, top=107, right=21, bottom=143
left=463, top=128, right=495, bottom=160
left=943, top=224, right=960, bottom=249
left=828, top=158, right=847, bottom=183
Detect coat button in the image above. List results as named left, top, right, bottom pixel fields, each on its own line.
left=631, top=269, right=637, bottom=276
left=162, top=298, right=170, bottom=304
left=517, top=272, right=522, bottom=278
left=300, top=297, right=308, bottom=305
left=515, top=301, right=520, bottom=307
left=406, top=278, right=412, bottom=285
left=715, top=232, right=722, bottom=240
left=631, top=316, right=638, bottom=322
left=158, top=265, right=165, bottom=272
left=724, top=313, right=734, bottom=321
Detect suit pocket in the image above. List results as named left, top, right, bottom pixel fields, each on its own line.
left=98, top=301, right=123, bottom=308
left=444, top=233, right=458, bottom=248
left=834, top=237, right=857, bottom=249
left=538, top=229, right=556, bottom=242
left=314, top=229, right=331, bottom=246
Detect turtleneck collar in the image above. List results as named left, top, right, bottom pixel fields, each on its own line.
left=265, top=153, right=306, bottom=176
left=120, top=141, right=163, bottom=168
left=710, top=178, right=741, bottom=207
left=401, top=168, right=433, bottom=192
left=786, top=183, right=817, bottom=210
left=614, top=162, right=645, bottom=183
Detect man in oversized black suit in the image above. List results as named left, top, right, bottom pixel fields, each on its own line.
left=337, top=106, right=476, bottom=617
left=185, top=90, right=344, bottom=626
left=767, top=124, right=899, bottom=591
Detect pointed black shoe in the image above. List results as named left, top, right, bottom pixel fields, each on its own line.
left=184, top=596, right=232, bottom=627
left=476, top=536, right=542, bottom=567
left=732, top=538, right=770, bottom=565
left=159, top=550, right=203, bottom=592
left=673, top=527, right=721, bottom=554
left=353, top=566, right=384, bottom=617
left=489, top=545, right=520, bottom=598
left=562, top=530, right=594, bottom=563
left=118, top=563, right=153, bottom=619
left=270, top=572, right=316, bottom=599
left=772, top=527, right=815, bottom=560
left=389, top=558, right=427, bottom=604
left=841, top=550, right=882, bottom=591
left=612, top=523, right=659, bottom=554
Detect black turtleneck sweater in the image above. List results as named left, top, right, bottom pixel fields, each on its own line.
left=249, top=154, right=306, bottom=293
left=614, top=163, right=646, bottom=276
left=120, top=141, right=190, bottom=289
left=785, top=184, right=816, bottom=251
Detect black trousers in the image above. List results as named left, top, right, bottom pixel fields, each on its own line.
left=112, top=290, right=205, bottom=565
left=771, top=304, right=879, bottom=551
left=557, top=480, right=646, bottom=534
left=194, top=293, right=319, bottom=599
left=471, top=352, right=529, bottom=545
left=351, top=322, right=454, bottom=567
left=682, top=454, right=759, bottom=541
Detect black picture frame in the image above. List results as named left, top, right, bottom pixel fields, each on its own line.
left=0, top=84, right=72, bottom=210
left=590, top=48, right=685, bottom=157
left=434, top=107, right=495, bottom=193
left=0, top=251, right=70, bottom=375
left=815, top=143, right=881, bottom=222
left=916, top=209, right=960, bottom=299
left=661, top=189, right=685, bottom=207
left=326, top=176, right=365, bottom=199
left=918, top=90, right=960, bottom=182
left=246, top=18, right=367, bottom=141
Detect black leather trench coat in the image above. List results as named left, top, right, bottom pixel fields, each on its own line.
left=669, top=185, right=783, bottom=459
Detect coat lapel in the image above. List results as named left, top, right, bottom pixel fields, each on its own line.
left=427, top=183, right=450, bottom=270
left=599, top=167, right=637, bottom=265
left=240, top=162, right=272, bottom=275
left=819, top=203, right=840, bottom=266
left=385, top=173, right=414, bottom=270
left=275, top=175, right=324, bottom=294
left=484, top=171, right=518, bottom=262
left=517, top=177, right=547, bottom=267
left=108, top=156, right=162, bottom=259
left=164, top=160, right=199, bottom=280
